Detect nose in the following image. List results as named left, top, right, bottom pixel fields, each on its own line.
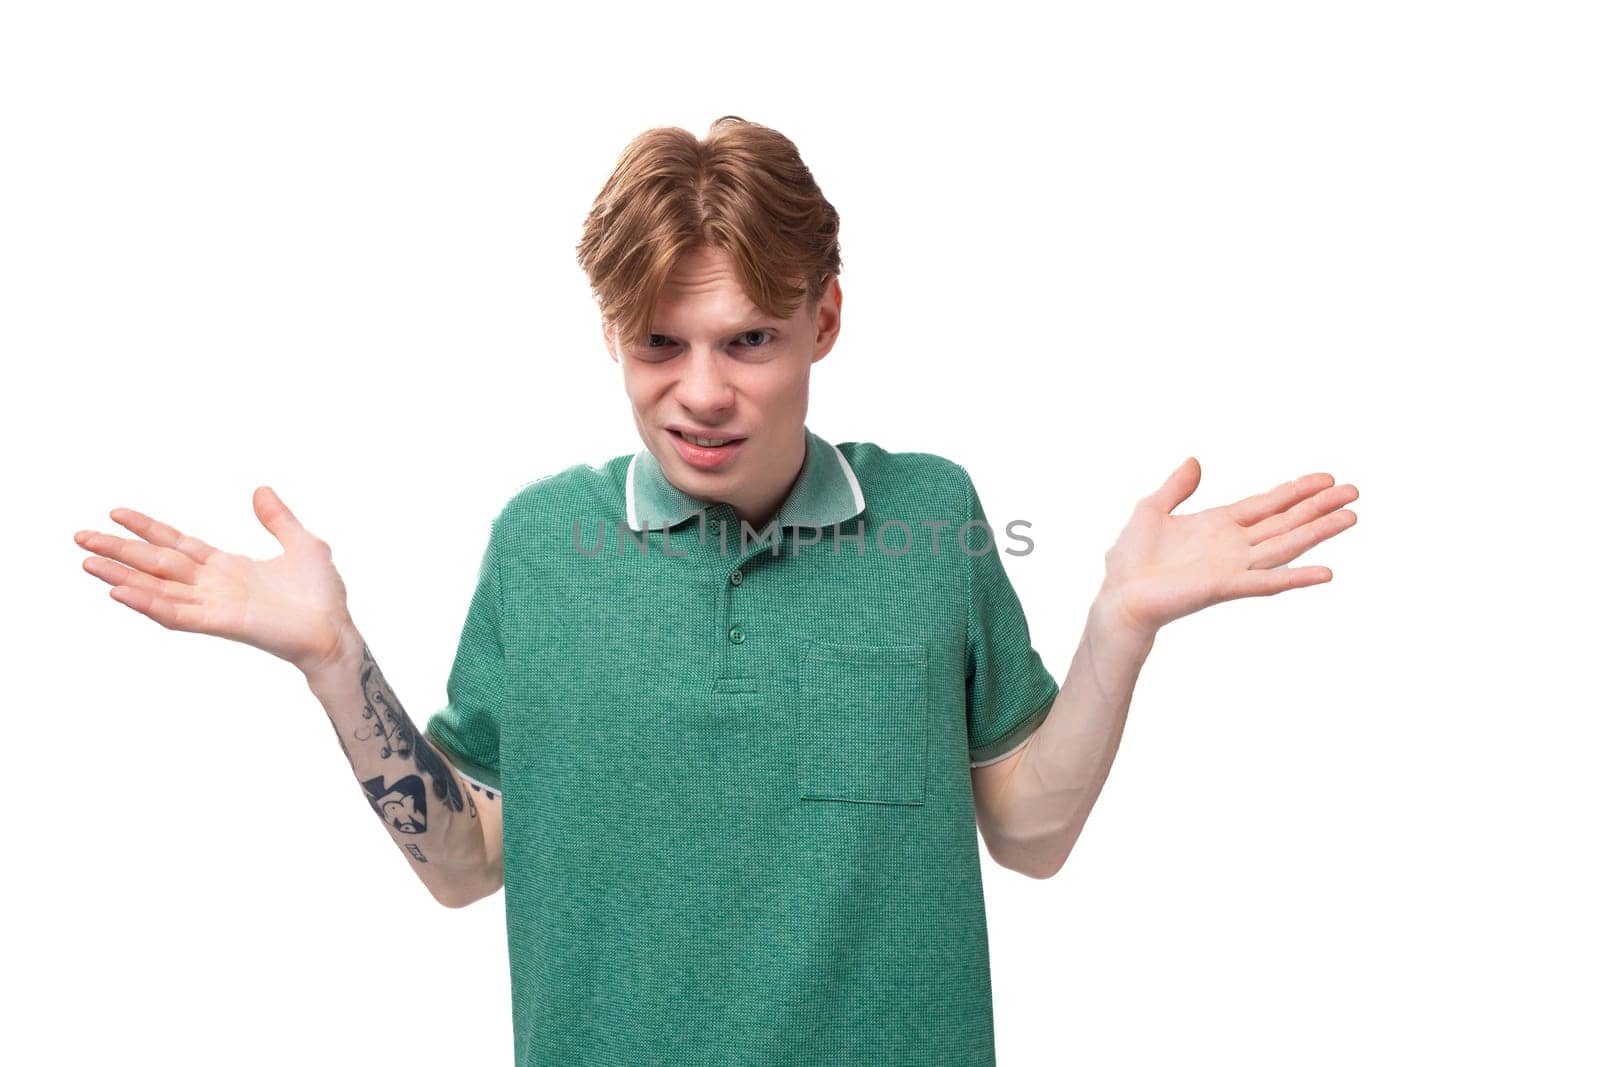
left=674, top=345, right=736, bottom=420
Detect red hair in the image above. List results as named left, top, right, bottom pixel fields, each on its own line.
left=575, top=116, right=842, bottom=349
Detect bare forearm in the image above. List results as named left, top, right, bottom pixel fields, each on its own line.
left=995, top=588, right=1157, bottom=877
left=304, top=625, right=496, bottom=906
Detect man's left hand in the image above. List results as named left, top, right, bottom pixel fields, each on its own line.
left=1097, top=458, right=1359, bottom=641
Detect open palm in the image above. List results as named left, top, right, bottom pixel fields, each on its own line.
left=74, top=486, right=354, bottom=675
left=1101, top=458, right=1359, bottom=638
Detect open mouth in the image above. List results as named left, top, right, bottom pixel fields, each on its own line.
left=669, top=429, right=746, bottom=448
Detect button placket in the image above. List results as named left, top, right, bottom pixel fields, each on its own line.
left=728, top=564, right=746, bottom=645
left=712, top=521, right=780, bottom=691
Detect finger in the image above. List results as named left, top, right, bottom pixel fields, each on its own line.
left=82, top=554, right=203, bottom=604
left=74, top=529, right=199, bottom=584
left=1146, top=457, right=1201, bottom=515
left=1246, top=483, right=1359, bottom=547
left=254, top=486, right=317, bottom=551
left=107, top=583, right=208, bottom=632
left=1228, top=473, right=1335, bottom=527
left=1219, top=565, right=1334, bottom=600
left=108, top=507, right=220, bottom=564
left=1248, top=509, right=1357, bottom=570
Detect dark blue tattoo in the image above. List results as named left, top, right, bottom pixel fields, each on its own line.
left=362, top=773, right=428, bottom=833
left=353, top=644, right=467, bottom=816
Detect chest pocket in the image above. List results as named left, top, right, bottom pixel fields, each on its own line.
left=797, top=641, right=928, bottom=806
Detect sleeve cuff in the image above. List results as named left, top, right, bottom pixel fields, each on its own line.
left=968, top=689, right=1056, bottom=767
left=424, top=723, right=503, bottom=795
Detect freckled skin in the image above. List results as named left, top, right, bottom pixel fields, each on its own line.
left=604, top=244, right=843, bottom=529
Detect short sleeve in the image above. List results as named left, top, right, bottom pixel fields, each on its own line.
left=423, top=515, right=507, bottom=793
left=961, top=468, right=1060, bottom=767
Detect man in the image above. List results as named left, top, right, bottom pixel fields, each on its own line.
left=73, top=116, right=1359, bottom=1064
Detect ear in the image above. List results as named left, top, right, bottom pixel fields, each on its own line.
left=601, top=321, right=618, bottom=363
left=810, top=275, right=843, bottom=364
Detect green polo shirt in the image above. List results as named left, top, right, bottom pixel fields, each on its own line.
left=425, top=425, right=1060, bottom=1066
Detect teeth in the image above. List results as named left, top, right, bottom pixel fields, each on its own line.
left=683, top=433, right=733, bottom=447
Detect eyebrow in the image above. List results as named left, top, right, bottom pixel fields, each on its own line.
left=647, top=320, right=778, bottom=338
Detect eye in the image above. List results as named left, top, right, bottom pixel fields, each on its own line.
left=735, top=329, right=772, bottom=347
left=633, top=335, right=677, bottom=360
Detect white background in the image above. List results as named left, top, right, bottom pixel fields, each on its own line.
left=6, top=2, right=1596, bottom=1064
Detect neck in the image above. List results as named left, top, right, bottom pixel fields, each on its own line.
left=729, top=430, right=807, bottom=530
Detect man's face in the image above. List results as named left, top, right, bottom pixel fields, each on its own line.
left=605, top=243, right=842, bottom=528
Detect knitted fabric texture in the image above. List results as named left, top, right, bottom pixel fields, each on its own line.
left=425, top=432, right=1059, bottom=1065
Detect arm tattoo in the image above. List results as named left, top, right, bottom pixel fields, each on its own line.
left=404, top=843, right=428, bottom=863
left=351, top=643, right=469, bottom=818
left=362, top=773, right=428, bottom=833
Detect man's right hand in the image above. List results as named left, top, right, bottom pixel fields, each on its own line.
left=74, top=485, right=356, bottom=678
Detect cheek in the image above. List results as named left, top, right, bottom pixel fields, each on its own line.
left=742, top=356, right=808, bottom=399
left=769, top=363, right=811, bottom=409
left=619, top=365, right=666, bottom=406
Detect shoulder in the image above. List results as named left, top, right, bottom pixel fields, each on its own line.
left=489, top=449, right=632, bottom=544
left=834, top=438, right=974, bottom=514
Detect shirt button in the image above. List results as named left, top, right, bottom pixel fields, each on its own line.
left=729, top=569, right=743, bottom=586
left=728, top=626, right=745, bottom=644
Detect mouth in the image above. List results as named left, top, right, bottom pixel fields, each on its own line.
left=667, top=428, right=747, bottom=448
left=666, top=427, right=748, bottom=469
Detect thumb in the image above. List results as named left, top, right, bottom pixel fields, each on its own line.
left=1147, top=456, right=1201, bottom=515
left=253, top=486, right=316, bottom=550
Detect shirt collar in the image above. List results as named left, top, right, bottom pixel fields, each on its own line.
left=625, top=425, right=866, bottom=532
